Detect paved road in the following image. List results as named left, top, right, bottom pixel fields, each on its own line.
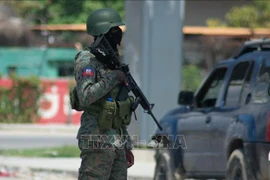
left=0, top=152, right=155, bottom=180
left=0, top=132, right=77, bottom=150
left=0, top=125, right=155, bottom=180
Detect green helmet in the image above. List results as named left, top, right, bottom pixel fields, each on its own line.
left=86, top=8, right=124, bottom=36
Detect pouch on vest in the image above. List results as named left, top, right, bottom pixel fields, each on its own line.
left=98, top=99, right=117, bottom=131
left=113, top=96, right=134, bottom=128
left=70, top=87, right=83, bottom=111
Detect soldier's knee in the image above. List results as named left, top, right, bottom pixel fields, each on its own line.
left=78, top=172, right=89, bottom=180
left=78, top=169, right=101, bottom=180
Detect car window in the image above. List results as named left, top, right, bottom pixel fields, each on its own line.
left=224, top=62, right=250, bottom=107
left=253, top=59, right=270, bottom=103
left=196, top=67, right=227, bottom=108
left=239, top=61, right=254, bottom=105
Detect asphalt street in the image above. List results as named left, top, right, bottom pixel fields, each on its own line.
left=0, top=125, right=156, bottom=180
left=0, top=133, right=77, bottom=150
left=0, top=125, right=216, bottom=180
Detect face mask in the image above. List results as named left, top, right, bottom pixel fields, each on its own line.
left=105, top=27, right=123, bottom=50
left=90, top=33, right=121, bottom=69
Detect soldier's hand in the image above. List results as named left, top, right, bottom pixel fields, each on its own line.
left=125, top=149, right=134, bottom=168
left=113, top=70, right=128, bottom=86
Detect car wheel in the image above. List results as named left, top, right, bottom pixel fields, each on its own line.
left=227, top=149, right=253, bottom=180
left=154, top=151, right=185, bottom=180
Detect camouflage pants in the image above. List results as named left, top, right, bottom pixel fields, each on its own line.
left=78, top=139, right=127, bottom=180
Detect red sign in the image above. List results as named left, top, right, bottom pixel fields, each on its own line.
left=0, top=78, right=81, bottom=124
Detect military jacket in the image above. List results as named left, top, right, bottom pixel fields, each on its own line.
left=74, top=50, right=132, bottom=149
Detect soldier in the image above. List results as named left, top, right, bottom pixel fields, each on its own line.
left=70, top=8, right=134, bottom=180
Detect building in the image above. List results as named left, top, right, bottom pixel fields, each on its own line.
left=0, top=47, right=78, bottom=78
left=185, top=0, right=252, bottom=26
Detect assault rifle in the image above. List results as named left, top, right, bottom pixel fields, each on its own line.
left=93, top=35, right=163, bottom=131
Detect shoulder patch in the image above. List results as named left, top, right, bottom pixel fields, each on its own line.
left=82, top=67, right=95, bottom=77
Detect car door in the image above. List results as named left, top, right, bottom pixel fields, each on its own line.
left=208, top=60, right=254, bottom=173
left=179, top=66, right=228, bottom=174
left=179, top=111, right=210, bottom=173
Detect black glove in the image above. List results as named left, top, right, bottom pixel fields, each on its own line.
left=113, top=70, right=125, bottom=81
left=113, top=70, right=128, bottom=86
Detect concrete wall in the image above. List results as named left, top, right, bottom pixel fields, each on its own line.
left=124, top=1, right=185, bottom=142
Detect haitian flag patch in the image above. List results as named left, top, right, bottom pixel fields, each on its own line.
left=82, top=67, right=94, bottom=77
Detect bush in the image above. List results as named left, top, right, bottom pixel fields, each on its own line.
left=181, top=65, right=203, bottom=92
left=0, top=75, right=44, bottom=123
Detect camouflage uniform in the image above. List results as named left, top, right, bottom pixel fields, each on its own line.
left=74, top=49, right=131, bottom=180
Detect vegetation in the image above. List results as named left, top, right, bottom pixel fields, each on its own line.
left=207, top=0, right=270, bottom=28
left=0, top=75, right=44, bottom=123
left=0, top=144, right=154, bottom=157
left=181, top=65, right=202, bottom=92
left=4, top=0, right=125, bottom=24
left=0, top=145, right=80, bottom=157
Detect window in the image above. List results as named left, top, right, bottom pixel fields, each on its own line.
left=58, top=66, right=74, bottom=77
left=196, top=67, right=227, bottom=108
left=7, top=66, right=17, bottom=76
left=239, top=62, right=254, bottom=105
left=50, top=61, right=74, bottom=77
left=225, top=62, right=250, bottom=106
left=253, top=59, right=270, bottom=103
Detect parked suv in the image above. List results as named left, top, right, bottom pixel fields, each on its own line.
left=153, top=39, right=270, bottom=180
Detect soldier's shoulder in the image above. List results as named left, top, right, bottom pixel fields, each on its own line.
left=74, top=49, right=98, bottom=66
left=75, top=49, right=95, bottom=61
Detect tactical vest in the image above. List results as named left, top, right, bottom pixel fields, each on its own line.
left=86, top=84, right=134, bottom=131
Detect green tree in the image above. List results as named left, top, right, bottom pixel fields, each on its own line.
left=207, top=0, right=270, bottom=28
left=5, top=0, right=125, bottom=24
left=181, top=65, right=202, bottom=92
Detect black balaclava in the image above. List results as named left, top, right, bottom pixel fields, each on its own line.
left=104, top=27, right=123, bottom=51
left=89, top=27, right=122, bottom=69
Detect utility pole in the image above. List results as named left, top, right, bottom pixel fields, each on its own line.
left=124, top=0, right=186, bottom=142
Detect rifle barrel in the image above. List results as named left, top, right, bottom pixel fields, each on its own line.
left=149, top=110, right=163, bottom=131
